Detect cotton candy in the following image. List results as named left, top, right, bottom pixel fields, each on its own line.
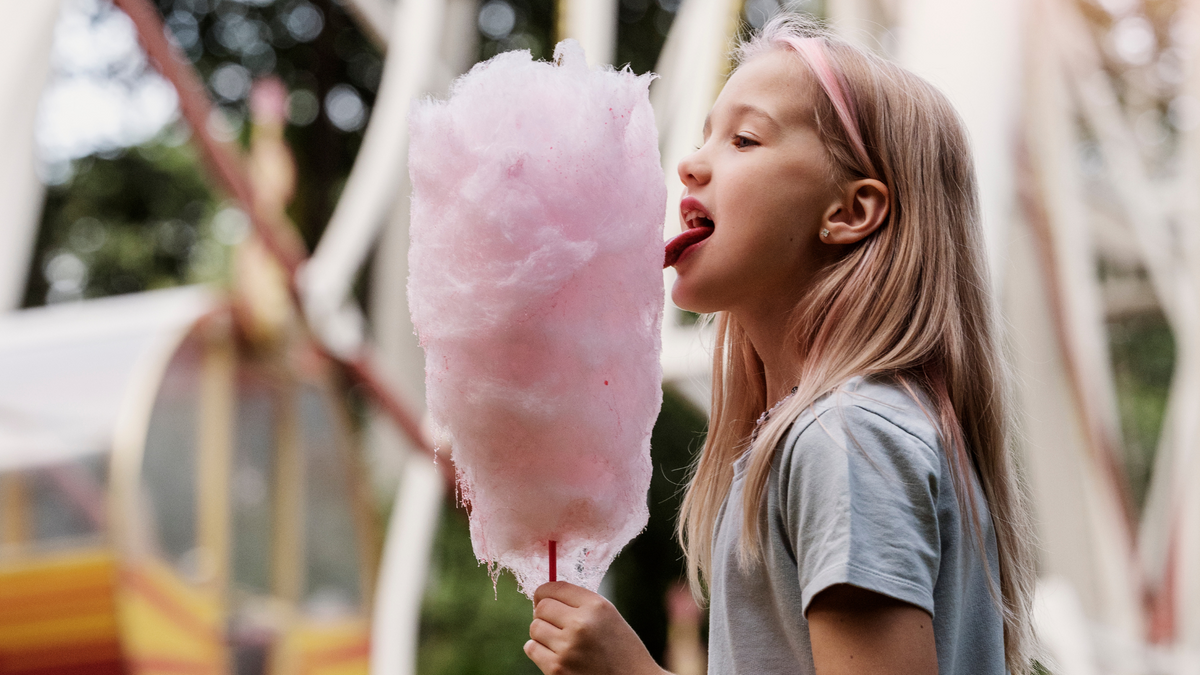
left=407, top=41, right=665, bottom=597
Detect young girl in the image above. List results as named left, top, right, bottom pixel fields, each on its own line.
left=523, top=15, right=1036, bottom=675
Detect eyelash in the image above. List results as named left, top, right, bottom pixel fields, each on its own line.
left=733, top=134, right=757, bottom=148
left=694, top=135, right=758, bottom=151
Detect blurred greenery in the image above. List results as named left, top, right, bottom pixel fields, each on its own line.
left=418, top=507, right=543, bottom=675
left=606, top=385, right=708, bottom=661
left=1108, top=310, right=1176, bottom=515
left=24, top=137, right=221, bottom=306
left=483, top=0, right=674, bottom=70
left=25, top=0, right=383, bottom=308
left=478, top=0, right=555, bottom=62
left=152, top=0, right=381, bottom=249
left=616, top=0, right=674, bottom=74
left=418, top=386, right=708, bottom=674
left=25, top=0, right=689, bottom=309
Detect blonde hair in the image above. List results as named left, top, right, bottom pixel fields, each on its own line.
left=676, top=15, right=1037, bottom=674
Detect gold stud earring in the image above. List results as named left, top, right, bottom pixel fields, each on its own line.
left=820, top=228, right=830, bottom=239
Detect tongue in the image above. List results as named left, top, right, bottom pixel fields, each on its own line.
left=663, top=227, right=714, bottom=268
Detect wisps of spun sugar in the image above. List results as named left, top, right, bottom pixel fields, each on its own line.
left=407, top=39, right=664, bottom=599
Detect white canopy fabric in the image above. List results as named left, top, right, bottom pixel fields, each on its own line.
left=0, top=0, right=62, bottom=312
left=0, top=286, right=217, bottom=472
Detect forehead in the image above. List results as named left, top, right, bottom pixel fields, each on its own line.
left=711, top=50, right=817, bottom=129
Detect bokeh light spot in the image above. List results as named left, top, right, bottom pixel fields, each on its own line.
left=324, top=84, right=366, bottom=132
left=479, top=1, right=517, bottom=41
left=287, top=89, right=320, bottom=126
left=211, top=62, right=252, bottom=101
left=285, top=1, right=325, bottom=43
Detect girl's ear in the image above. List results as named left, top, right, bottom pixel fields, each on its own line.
left=820, top=179, right=890, bottom=245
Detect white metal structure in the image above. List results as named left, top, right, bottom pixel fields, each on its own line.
left=311, top=3, right=478, bottom=675
left=0, top=1, right=62, bottom=312
left=557, top=0, right=619, bottom=67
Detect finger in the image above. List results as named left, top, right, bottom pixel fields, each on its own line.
left=533, top=581, right=592, bottom=608
left=529, top=618, right=564, bottom=651
left=524, top=638, right=559, bottom=673
left=532, top=597, right=575, bottom=629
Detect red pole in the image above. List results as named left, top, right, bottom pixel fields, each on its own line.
left=111, top=0, right=307, bottom=275
left=114, top=0, right=452, bottom=488
left=549, top=540, right=557, bottom=583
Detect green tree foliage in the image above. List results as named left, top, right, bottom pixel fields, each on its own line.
left=26, top=0, right=698, bottom=308
left=156, top=0, right=381, bottom=248
left=419, top=506, right=543, bottom=675
left=477, top=0, right=555, bottom=62
left=1108, top=311, right=1176, bottom=514
left=24, top=138, right=220, bottom=306
left=616, top=0, right=676, bottom=74
left=479, top=0, right=674, bottom=73
left=26, top=0, right=381, bottom=308
left=605, top=385, right=708, bottom=661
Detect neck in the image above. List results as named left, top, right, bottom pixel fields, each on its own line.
left=734, top=307, right=803, bottom=409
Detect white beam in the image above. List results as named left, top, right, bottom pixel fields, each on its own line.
left=894, top=0, right=1020, bottom=292
left=557, top=0, right=619, bottom=67
left=299, top=0, right=450, bottom=355
left=370, top=454, right=445, bottom=675
left=0, top=1, right=62, bottom=311
left=342, top=0, right=393, bottom=50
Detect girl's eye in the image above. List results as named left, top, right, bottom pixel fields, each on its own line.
left=733, top=135, right=758, bottom=149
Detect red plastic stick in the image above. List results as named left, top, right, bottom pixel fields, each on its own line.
left=549, top=540, right=557, bottom=582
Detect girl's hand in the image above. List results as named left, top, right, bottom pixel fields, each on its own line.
left=524, top=581, right=668, bottom=675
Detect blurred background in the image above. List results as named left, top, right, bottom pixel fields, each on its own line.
left=0, top=0, right=1198, bottom=673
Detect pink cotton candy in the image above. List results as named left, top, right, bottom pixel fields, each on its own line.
left=407, top=40, right=665, bottom=597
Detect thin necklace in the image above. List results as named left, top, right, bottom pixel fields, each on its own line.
left=750, top=385, right=799, bottom=443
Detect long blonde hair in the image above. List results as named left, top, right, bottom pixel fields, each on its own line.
left=676, top=16, right=1037, bottom=673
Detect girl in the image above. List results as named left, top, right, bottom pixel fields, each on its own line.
left=523, top=15, right=1036, bottom=675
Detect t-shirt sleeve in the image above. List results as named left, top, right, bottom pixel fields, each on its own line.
left=779, top=403, right=941, bottom=617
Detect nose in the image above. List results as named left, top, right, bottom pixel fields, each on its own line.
left=677, top=145, right=710, bottom=187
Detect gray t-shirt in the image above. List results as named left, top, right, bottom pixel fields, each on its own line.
left=707, top=376, right=1005, bottom=674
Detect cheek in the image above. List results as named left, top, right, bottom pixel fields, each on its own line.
left=759, top=179, right=826, bottom=227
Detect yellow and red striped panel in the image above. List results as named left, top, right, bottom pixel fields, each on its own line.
left=274, top=618, right=368, bottom=675
left=0, top=549, right=124, bottom=675
left=116, top=559, right=226, bottom=675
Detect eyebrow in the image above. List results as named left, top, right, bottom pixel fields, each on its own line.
left=702, top=103, right=781, bottom=138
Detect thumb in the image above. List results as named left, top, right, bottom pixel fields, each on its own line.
left=533, top=580, right=590, bottom=608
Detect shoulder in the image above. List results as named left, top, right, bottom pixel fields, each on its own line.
left=780, top=376, right=943, bottom=479
left=774, top=378, right=947, bottom=616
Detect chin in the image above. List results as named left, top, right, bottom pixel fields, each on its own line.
left=670, top=277, right=722, bottom=315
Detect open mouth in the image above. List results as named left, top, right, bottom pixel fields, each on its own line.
left=663, top=199, right=715, bottom=268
